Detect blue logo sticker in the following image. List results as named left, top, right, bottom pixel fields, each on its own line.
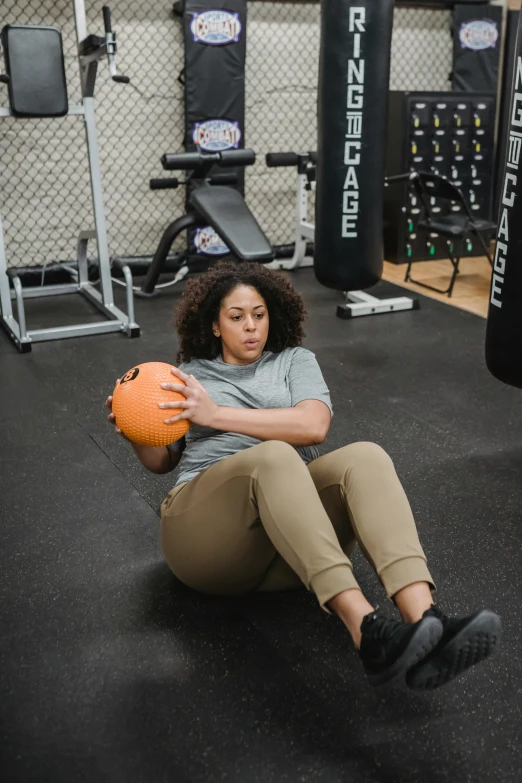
left=459, top=20, right=498, bottom=51
left=191, top=10, right=242, bottom=46
left=192, top=119, right=241, bottom=152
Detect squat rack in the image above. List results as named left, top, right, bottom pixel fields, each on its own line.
left=0, top=1, right=139, bottom=352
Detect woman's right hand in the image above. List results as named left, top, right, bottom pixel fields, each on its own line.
left=105, top=390, right=128, bottom=439
left=104, top=385, right=177, bottom=474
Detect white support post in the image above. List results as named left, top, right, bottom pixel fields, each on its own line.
left=0, top=213, right=14, bottom=320
left=73, top=0, right=88, bottom=46
left=73, top=0, right=115, bottom=307
left=267, top=173, right=314, bottom=272
left=82, top=99, right=115, bottom=306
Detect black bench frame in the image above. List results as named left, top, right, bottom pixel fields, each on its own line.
left=140, top=149, right=274, bottom=297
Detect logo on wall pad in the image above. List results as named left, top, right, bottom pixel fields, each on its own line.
left=194, top=227, right=229, bottom=256
left=193, top=119, right=241, bottom=152
left=459, top=20, right=498, bottom=51
left=191, top=10, right=242, bottom=46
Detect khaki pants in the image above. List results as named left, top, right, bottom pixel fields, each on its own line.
left=160, top=441, right=434, bottom=613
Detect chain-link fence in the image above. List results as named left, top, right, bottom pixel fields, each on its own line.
left=0, top=1, right=453, bottom=269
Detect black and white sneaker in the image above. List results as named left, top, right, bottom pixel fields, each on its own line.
left=359, top=609, right=443, bottom=687
left=406, top=604, right=503, bottom=691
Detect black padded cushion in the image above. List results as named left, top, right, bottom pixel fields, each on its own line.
left=1, top=25, right=68, bottom=118
left=419, top=214, right=496, bottom=237
left=190, top=186, right=274, bottom=262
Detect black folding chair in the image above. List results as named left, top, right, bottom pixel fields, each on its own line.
left=405, top=171, right=496, bottom=297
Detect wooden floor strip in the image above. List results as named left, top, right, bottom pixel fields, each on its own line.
left=382, top=256, right=491, bottom=318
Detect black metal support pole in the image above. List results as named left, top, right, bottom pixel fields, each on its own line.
left=140, top=213, right=201, bottom=296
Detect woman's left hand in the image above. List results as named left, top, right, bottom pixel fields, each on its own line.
left=159, top=367, right=220, bottom=428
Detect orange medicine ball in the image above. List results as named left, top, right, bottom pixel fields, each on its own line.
left=112, top=362, right=189, bottom=446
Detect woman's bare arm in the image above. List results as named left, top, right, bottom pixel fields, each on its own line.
left=160, top=370, right=331, bottom=448
left=211, top=400, right=331, bottom=447
left=130, top=444, right=182, bottom=474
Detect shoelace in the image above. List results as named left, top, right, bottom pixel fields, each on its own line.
left=365, top=612, right=399, bottom=642
left=429, top=604, right=447, bottom=625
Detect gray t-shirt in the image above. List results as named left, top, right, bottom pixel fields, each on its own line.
left=168, top=347, right=333, bottom=486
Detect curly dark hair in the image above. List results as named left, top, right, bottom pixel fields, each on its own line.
left=174, top=260, right=307, bottom=363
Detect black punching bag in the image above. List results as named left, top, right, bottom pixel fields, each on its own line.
left=315, top=0, right=393, bottom=291
left=485, top=11, right=522, bottom=389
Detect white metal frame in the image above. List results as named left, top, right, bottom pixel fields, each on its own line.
left=0, top=0, right=138, bottom=352
left=266, top=171, right=315, bottom=272
left=267, top=167, right=418, bottom=318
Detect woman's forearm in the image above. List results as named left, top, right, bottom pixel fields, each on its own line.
left=212, top=406, right=326, bottom=447
left=130, top=443, right=180, bottom=474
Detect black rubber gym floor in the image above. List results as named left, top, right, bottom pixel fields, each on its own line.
left=1, top=270, right=521, bottom=783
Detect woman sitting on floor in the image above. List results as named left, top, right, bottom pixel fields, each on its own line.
left=106, top=260, right=501, bottom=689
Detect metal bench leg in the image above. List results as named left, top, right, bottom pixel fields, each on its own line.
left=139, top=213, right=201, bottom=296
left=447, top=253, right=461, bottom=298
left=474, top=230, right=494, bottom=267
left=11, top=274, right=28, bottom=340
left=404, top=256, right=414, bottom=283
left=406, top=238, right=462, bottom=297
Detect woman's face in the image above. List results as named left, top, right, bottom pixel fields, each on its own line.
left=213, top=285, right=269, bottom=365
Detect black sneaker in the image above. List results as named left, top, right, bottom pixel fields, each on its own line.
left=406, top=604, right=503, bottom=691
left=359, top=609, right=443, bottom=687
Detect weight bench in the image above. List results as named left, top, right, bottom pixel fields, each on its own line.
left=190, top=186, right=273, bottom=263
left=141, top=148, right=274, bottom=296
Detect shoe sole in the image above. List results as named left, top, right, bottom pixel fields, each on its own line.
left=406, top=610, right=503, bottom=691
left=367, top=616, right=443, bottom=687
